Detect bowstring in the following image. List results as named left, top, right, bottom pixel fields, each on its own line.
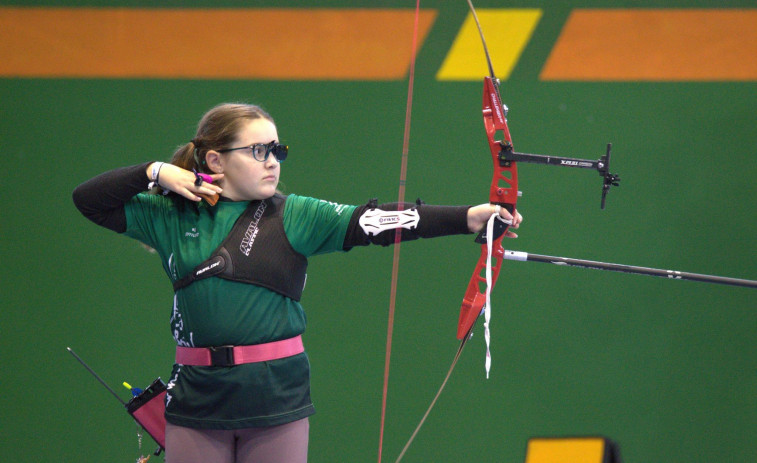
left=393, top=212, right=499, bottom=462
left=377, top=1, right=422, bottom=462
left=394, top=336, right=471, bottom=463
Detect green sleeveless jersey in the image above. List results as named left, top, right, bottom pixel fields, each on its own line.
left=124, top=193, right=357, bottom=429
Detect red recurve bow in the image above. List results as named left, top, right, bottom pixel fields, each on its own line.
left=456, top=1, right=518, bottom=343
left=457, top=0, right=622, bottom=345
left=393, top=1, right=620, bottom=461
left=395, top=0, right=756, bottom=459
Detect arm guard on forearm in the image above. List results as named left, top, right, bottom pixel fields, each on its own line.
left=343, top=198, right=471, bottom=249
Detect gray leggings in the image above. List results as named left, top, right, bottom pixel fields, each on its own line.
left=165, top=418, right=309, bottom=463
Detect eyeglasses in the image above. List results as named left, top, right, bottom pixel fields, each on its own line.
left=217, top=141, right=288, bottom=163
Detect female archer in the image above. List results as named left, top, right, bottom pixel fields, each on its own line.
left=72, top=102, right=522, bottom=463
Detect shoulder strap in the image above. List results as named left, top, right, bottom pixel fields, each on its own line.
left=172, top=198, right=269, bottom=292
left=171, top=194, right=308, bottom=301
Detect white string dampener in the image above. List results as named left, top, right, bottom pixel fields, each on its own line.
left=358, top=207, right=420, bottom=235
left=483, top=210, right=512, bottom=378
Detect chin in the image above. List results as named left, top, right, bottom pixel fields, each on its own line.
left=256, top=186, right=278, bottom=199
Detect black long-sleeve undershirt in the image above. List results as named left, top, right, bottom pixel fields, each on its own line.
left=72, top=162, right=152, bottom=233
left=73, top=164, right=473, bottom=246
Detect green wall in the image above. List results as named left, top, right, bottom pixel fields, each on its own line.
left=1, top=2, right=754, bottom=462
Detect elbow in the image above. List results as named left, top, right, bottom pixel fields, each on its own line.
left=71, top=184, right=88, bottom=216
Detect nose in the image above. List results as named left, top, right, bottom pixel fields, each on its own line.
left=264, top=152, right=279, bottom=168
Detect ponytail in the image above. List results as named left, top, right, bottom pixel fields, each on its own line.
left=170, top=140, right=207, bottom=173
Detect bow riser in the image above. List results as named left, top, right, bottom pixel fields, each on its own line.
left=483, top=76, right=518, bottom=211
left=457, top=234, right=506, bottom=339
left=456, top=76, right=518, bottom=340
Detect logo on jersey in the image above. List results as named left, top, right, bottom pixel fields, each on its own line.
left=240, top=201, right=267, bottom=256
left=319, top=199, right=348, bottom=215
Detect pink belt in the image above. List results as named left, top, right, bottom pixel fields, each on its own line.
left=176, top=335, right=304, bottom=367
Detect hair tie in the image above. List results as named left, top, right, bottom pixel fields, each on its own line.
left=191, top=139, right=208, bottom=165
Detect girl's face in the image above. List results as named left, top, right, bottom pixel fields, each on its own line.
left=214, top=118, right=281, bottom=201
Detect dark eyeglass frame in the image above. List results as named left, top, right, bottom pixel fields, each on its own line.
left=217, top=141, right=288, bottom=163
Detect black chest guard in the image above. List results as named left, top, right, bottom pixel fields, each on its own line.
left=172, top=194, right=308, bottom=301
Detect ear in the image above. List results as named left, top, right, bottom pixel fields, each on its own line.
left=204, top=150, right=224, bottom=174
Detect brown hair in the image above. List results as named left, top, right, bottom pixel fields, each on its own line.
left=170, top=103, right=275, bottom=173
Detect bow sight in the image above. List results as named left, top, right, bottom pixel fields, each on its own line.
left=499, top=141, right=621, bottom=209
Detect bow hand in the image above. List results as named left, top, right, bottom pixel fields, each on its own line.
left=467, top=203, right=522, bottom=238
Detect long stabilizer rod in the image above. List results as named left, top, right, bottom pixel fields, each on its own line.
left=504, top=250, right=757, bottom=289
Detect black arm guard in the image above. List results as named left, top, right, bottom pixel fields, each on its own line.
left=343, top=198, right=472, bottom=249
